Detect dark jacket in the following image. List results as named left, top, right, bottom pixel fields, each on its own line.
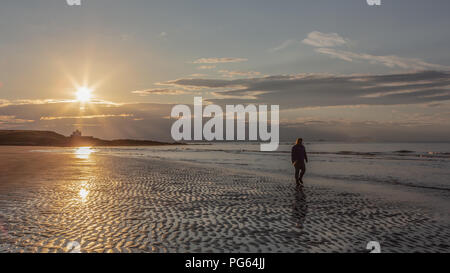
left=291, top=144, right=308, bottom=163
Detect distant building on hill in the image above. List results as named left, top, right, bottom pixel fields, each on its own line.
left=70, top=129, right=82, bottom=138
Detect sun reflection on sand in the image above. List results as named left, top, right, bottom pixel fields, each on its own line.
left=79, top=181, right=89, bottom=203
left=75, top=147, right=94, bottom=159
left=73, top=148, right=95, bottom=203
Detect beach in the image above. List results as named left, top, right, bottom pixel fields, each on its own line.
left=0, top=146, right=449, bottom=253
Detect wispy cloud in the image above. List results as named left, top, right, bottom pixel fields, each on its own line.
left=40, top=114, right=133, bottom=121
left=219, top=70, right=261, bottom=78
left=302, top=31, right=450, bottom=70
left=189, top=73, right=208, bottom=77
left=0, top=101, right=175, bottom=140
left=0, top=99, right=121, bottom=107
left=270, top=32, right=349, bottom=53
left=193, top=57, right=248, bottom=64
left=197, top=65, right=216, bottom=70
left=302, top=31, right=349, bottom=48
left=0, top=115, right=34, bottom=124
left=166, top=71, right=450, bottom=108
left=132, top=89, right=189, bottom=96
left=1, top=97, right=449, bottom=142
left=269, top=39, right=299, bottom=52
left=315, top=48, right=450, bottom=70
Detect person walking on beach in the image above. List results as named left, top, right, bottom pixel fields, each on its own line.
left=291, top=138, right=308, bottom=187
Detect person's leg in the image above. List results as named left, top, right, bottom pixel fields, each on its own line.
left=299, top=163, right=306, bottom=182
left=294, top=166, right=300, bottom=184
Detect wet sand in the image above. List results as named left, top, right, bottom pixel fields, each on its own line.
left=0, top=146, right=448, bottom=253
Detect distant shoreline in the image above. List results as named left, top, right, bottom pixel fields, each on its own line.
left=0, top=129, right=182, bottom=147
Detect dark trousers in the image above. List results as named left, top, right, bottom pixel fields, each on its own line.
left=293, top=160, right=306, bottom=183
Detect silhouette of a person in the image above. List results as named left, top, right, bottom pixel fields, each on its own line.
left=291, top=138, right=308, bottom=187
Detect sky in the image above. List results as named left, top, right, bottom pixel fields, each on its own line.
left=0, top=0, right=449, bottom=142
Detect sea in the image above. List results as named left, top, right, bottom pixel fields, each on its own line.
left=36, top=142, right=450, bottom=192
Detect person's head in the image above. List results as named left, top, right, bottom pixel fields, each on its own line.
left=295, top=138, right=303, bottom=145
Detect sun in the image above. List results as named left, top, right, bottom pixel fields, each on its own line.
left=76, top=87, right=92, bottom=102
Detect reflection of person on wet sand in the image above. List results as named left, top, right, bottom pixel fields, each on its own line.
left=291, top=138, right=308, bottom=187
left=292, top=187, right=307, bottom=228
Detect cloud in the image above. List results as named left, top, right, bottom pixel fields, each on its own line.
left=166, top=71, right=450, bottom=109
left=302, top=31, right=348, bottom=48
left=189, top=73, right=208, bottom=77
left=132, top=89, right=189, bottom=96
left=0, top=99, right=74, bottom=106
left=301, top=31, right=450, bottom=70
left=165, top=77, right=245, bottom=89
left=269, top=32, right=347, bottom=52
left=315, top=48, right=450, bottom=70
left=0, top=115, right=34, bottom=124
left=1, top=96, right=449, bottom=142
left=0, top=101, right=176, bottom=141
left=0, top=99, right=120, bottom=107
left=269, top=39, right=299, bottom=52
left=193, top=57, right=248, bottom=64
left=0, top=99, right=9, bottom=107
left=40, top=114, right=133, bottom=121
left=159, top=31, right=167, bottom=37
left=197, top=65, right=216, bottom=70
left=219, top=70, right=261, bottom=78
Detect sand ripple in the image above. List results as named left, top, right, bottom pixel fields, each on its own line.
left=0, top=151, right=449, bottom=253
